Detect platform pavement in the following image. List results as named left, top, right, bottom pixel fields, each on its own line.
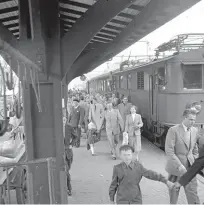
left=68, top=133, right=204, bottom=204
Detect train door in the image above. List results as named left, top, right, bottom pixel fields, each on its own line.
left=149, top=73, right=158, bottom=123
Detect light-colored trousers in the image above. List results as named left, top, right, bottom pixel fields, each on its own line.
left=106, top=130, right=119, bottom=157
left=168, top=174, right=200, bottom=204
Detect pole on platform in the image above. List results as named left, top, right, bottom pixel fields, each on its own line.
left=19, top=0, right=68, bottom=203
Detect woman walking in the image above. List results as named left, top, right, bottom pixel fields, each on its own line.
left=125, top=105, right=143, bottom=160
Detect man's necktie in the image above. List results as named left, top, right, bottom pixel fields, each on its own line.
left=187, top=127, right=191, bottom=150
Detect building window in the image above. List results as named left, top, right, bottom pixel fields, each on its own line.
left=137, top=72, right=144, bottom=90
left=127, top=74, right=131, bottom=89
left=182, top=64, right=203, bottom=89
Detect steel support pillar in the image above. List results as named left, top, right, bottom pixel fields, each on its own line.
left=22, top=73, right=67, bottom=204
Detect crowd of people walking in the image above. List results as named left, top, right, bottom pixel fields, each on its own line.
left=63, top=89, right=204, bottom=204
left=65, top=91, right=143, bottom=160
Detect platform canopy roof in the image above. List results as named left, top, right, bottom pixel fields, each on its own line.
left=0, top=0, right=201, bottom=82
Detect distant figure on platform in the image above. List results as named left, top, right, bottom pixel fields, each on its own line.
left=110, top=93, right=116, bottom=103
left=109, top=145, right=173, bottom=204
left=105, top=102, right=124, bottom=159
left=118, top=96, right=132, bottom=125
left=79, top=96, right=88, bottom=131
left=125, top=105, right=143, bottom=160
left=112, top=97, right=119, bottom=109
left=87, top=97, right=104, bottom=155
left=64, top=122, right=73, bottom=196
left=67, top=97, right=72, bottom=119
left=65, top=145, right=73, bottom=196
left=84, top=96, right=90, bottom=133
left=165, top=109, right=200, bottom=204
left=68, top=98, right=84, bottom=147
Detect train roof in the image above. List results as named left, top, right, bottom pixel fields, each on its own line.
left=88, top=55, right=175, bottom=81
left=114, top=55, right=175, bottom=76
left=88, top=47, right=204, bottom=81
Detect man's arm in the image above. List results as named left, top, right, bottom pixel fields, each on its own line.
left=179, top=146, right=204, bottom=187
left=140, top=163, right=167, bottom=184
left=98, top=105, right=105, bottom=130
left=109, top=166, right=118, bottom=203
left=137, top=115, right=143, bottom=128
left=79, top=107, right=85, bottom=126
left=165, top=128, right=186, bottom=172
left=117, top=110, right=124, bottom=131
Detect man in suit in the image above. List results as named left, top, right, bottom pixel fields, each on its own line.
left=173, top=146, right=204, bottom=192
left=105, top=102, right=124, bottom=159
left=68, top=98, right=84, bottom=148
left=118, top=96, right=132, bottom=126
left=79, top=96, right=88, bottom=130
left=165, top=109, right=200, bottom=204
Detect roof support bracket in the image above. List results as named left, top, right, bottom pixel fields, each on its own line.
left=61, top=0, right=136, bottom=79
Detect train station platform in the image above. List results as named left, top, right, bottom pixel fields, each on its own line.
left=69, top=133, right=204, bottom=204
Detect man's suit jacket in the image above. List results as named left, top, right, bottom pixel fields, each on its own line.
left=125, top=114, right=143, bottom=136
left=89, top=103, right=104, bottom=130
left=179, top=146, right=204, bottom=186
left=118, top=103, right=132, bottom=123
left=105, top=109, right=124, bottom=135
left=68, top=106, right=84, bottom=128
left=165, top=124, right=199, bottom=176
left=79, top=101, right=88, bottom=121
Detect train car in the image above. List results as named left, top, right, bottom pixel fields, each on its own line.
left=87, top=72, right=115, bottom=96
left=88, top=47, right=204, bottom=151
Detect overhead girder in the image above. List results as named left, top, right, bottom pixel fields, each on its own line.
left=61, top=0, right=137, bottom=79
left=0, top=15, right=18, bottom=23
left=0, top=0, right=47, bottom=72
left=69, top=0, right=201, bottom=79
left=0, top=22, right=41, bottom=71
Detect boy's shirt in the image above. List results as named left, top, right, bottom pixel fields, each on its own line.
left=109, top=160, right=167, bottom=204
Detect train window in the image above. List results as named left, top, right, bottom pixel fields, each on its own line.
left=182, top=64, right=202, bottom=89
left=137, top=72, right=144, bottom=90
left=119, top=76, right=123, bottom=88
left=112, top=77, right=116, bottom=91
left=103, top=80, right=106, bottom=91
left=100, top=81, right=103, bottom=91
left=157, top=67, right=166, bottom=86
left=127, top=74, right=131, bottom=89
left=107, top=81, right=110, bottom=91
